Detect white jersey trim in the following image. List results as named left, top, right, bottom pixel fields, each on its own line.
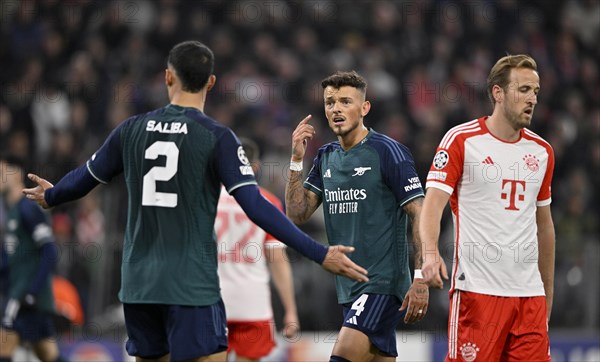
left=449, top=290, right=461, bottom=359
left=440, top=119, right=479, bottom=149
left=455, top=286, right=546, bottom=298
left=86, top=161, right=108, bottom=184
left=399, top=193, right=424, bottom=207
left=537, top=198, right=552, bottom=207
left=442, top=124, right=482, bottom=149
left=304, top=181, right=322, bottom=193
left=265, top=242, right=286, bottom=249
left=227, top=180, right=258, bottom=194
left=524, top=128, right=552, bottom=146
left=425, top=181, right=453, bottom=195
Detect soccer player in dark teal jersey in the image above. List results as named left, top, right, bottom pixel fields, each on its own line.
left=286, top=71, right=429, bottom=362
left=23, top=41, right=368, bottom=362
left=0, top=156, right=66, bottom=362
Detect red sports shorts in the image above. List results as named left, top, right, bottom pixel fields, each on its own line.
left=446, top=290, right=550, bottom=362
left=227, top=320, right=276, bottom=359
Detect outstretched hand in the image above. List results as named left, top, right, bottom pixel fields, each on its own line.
left=22, top=173, right=53, bottom=209
left=291, top=115, right=315, bottom=162
left=321, top=245, right=369, bottom=282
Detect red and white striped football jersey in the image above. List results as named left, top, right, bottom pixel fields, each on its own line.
left=426, top=117, right=554, bottom=297
left=215, top=186, right=285, bottom=320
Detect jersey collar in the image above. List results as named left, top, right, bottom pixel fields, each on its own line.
left=340, top=128, right=373, bottom=153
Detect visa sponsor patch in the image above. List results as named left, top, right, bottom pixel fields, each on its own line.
left=239, top=165, right=254, bottom=176
left=427, top=171, right=448, bottom=181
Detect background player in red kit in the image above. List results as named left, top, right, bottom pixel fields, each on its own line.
left=420, top=54, right=555, bottom=361
left=22, top=40, right=368, bottom=362
left=216, top=138, right=299, bottom=361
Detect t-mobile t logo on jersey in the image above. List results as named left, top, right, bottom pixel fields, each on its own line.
left=501, top=179, right=526, bottom=211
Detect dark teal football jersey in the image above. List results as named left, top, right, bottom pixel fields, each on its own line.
left=3, top=197, right=55, bottom=313
left=304, top=129, right=424, bottom=304
left=87, top=104, right=257, bottom=306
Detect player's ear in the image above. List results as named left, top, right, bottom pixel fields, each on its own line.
left=361, top=100, right=371, bottom=117
left=493, top=85, right=503, bottom=103
left=165, top=69, right=174, bottom=87
left=206, top=74, right=216, bottom=91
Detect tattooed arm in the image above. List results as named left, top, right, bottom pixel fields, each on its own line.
left=405, top=197, right=424, bottom=269
left=285, top=115, right=322, bottom=224
left=285, top=170, right=321, bottom=224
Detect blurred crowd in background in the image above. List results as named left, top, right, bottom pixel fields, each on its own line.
left=0, top=0, right=598, bottom=336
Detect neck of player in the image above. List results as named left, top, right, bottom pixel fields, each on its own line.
left=170, top=89, right=208, bottom=112
left=486, top=113, right=521, bottom=142
left=339, top=125, right=369, bottom=151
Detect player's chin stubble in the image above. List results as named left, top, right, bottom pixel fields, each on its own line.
left=331, top=120, right=359, bottom=137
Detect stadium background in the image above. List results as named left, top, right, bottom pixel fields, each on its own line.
left=0, top=0, right=598, bottom=360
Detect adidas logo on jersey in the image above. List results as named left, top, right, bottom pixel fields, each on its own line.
left=324, top=169, right=332, bottom=178
left=345, top=316, right=357, bottom=325
left=482, top=156, right=494, bottom=165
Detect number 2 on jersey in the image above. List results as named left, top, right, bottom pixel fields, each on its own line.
left=142, top=141, right=179, bottom=208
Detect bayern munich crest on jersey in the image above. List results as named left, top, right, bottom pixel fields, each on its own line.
left=460, top=342, right=480, bottom=362
left=523, top=153, right=539, bottom=171
left=433, top=150, right=449, bottom=169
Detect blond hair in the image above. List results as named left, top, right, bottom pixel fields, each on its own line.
left=487, top=54, right=537, bottom=104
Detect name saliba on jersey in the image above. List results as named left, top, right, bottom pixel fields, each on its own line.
left=146, top=120, right=188, bottom=134
left=324, top=187, right=367, bottom=214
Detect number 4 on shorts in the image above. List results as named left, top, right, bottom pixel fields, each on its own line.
left=351, top=294, right=369, bottom=316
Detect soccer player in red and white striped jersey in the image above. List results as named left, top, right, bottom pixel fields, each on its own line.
left=420, top=54, right=555, bottom=362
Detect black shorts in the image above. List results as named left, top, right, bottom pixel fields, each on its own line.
left=123, top=300, right=228, bottom=361
left=342, top=293, right=403, bottom=357
left=2, top=304, right=56, bottom=342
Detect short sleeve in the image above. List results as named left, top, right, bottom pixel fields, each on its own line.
left=303, top=151, right=325, bottom=198
left=537, top=143, right=554, bottom=206
left=425, top=136, right=465, bottom=196
left=379, top=143, right=424, bottom=206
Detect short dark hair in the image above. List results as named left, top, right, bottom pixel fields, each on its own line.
left=0, top=153, right=26, bottom=171
left=167, top=41, right=214, bottom=93
left=321, top=71, right=367, bottom=93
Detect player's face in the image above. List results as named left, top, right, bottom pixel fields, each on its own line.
left=323, top=86, right=370, bottom=138
left=501, top=67, right=540, bottom=130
